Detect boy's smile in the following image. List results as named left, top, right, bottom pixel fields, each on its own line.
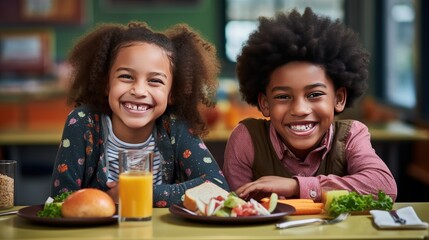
left=258, top=61, right=346, bottom=159
left=288, top=122, right=316, bottom=135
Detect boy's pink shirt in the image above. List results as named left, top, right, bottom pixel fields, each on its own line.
left=223, top=120, right=398, bottom=202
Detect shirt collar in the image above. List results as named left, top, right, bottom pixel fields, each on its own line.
left=269, top=122, right=334, bottom=160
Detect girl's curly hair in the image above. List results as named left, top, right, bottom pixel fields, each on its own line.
left=67, top=22, right=220, bottom=137
left=236, top=7, right=370, bottom=110
left=164, top=24, right=220, bottom=136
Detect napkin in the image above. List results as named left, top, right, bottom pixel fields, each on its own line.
left=370, top=206, right=429, bottom=229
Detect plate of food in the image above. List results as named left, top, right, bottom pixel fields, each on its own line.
left=17, top=205, right=118, bottom=227
left=168, top=182, right=296, bottom=224
left=169, top=203, right=295, bottom=224
left=17, top=189, right=118, bottom=227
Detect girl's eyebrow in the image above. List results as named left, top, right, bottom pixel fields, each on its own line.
left=150, top=72, right=168, bottom=78
left=115, top=67, right=168, bottom=78
left=271, top=83, right=327, bottom=92
left=115, top=67, right=133, bottom=72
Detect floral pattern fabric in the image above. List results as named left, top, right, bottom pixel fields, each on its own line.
left=51, top=105, right=229, bottom=207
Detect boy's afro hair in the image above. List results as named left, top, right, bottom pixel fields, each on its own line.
left=236, top=7, right=370, bottom=109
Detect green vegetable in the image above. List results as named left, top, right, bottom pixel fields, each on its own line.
left=37, top=191, right=74, bottom=218
left=214, top=207, right=232, bottom=217
left=223, top=193, right=246, bottom=208
left=53, top=191, right=73, bottom=202
left=36, top=203, right=62, bottom=218
left=267, top=193, right=278, bottom=213
left=328, top=190, right=393, bottom=216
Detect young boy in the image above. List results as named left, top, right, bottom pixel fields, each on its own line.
left=223, top=8, right=397, bottom=202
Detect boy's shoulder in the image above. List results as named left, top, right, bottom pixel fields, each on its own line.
left=334, top=119, right=354, bottom=125
left=332, top=119, right=369, bottom=140
left=238, top=118, right=271, bottom=138
left=240, top=117, right=270, bottom=125
left=334, top=119, right=366, bottom=128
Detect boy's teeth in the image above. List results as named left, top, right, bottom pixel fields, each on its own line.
left=290, top=123, right=313, bottom=131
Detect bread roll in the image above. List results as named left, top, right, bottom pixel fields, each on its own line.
left=61, top=188, right=116, bottom=218
left=183, top=182, right=229, bottom=212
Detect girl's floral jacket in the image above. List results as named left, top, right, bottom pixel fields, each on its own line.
left=51, top=105, right=229, bottom=207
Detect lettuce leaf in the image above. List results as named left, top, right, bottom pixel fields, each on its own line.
left=37, top=191, right=74, bottom=218
left=328, top=190, right=393, bottom=216
left=36, top=203, right=62, bottom=218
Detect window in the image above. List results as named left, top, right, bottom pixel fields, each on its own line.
left=383, top=0, right=416, bottom=109
left=223, top=0, right=345, bottom=62
left=420, top=0, right=429, bottom=122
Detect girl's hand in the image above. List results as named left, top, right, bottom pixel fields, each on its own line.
left=235, top=176, right=299, bottom=201
left=106, top=181, right=119, bottom=203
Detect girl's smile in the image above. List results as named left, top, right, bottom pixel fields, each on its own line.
left=122, top=102, right=152, bottom=112
left=108, top=42, right=173, bottom=143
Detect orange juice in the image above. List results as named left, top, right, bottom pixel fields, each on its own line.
left=119, top=171, right=153, bottom=218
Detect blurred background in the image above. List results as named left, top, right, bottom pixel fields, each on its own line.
left=0, top=0, right=428, bottom=205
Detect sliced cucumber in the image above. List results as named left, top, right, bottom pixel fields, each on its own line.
left=268, top=193, right=278, bottom=213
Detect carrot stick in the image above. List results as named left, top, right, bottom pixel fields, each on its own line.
left=261, top=198, right=325, bottom=215
left=261, top=198, right=315, bottom=203
left=290, top=206, right=324, bottom=215
left=278, top=199, right=316, bottom=204
left=282, top=202, right=324, bottom=208
left=278, top=202, right=324, bottom=215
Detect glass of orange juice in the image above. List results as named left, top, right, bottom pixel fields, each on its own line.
left=118, top=149, right=153, bottom=224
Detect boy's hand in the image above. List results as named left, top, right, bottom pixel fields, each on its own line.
left=235, top=176, right=299, bottom=200
left=106, top=181, right=119, bottom=203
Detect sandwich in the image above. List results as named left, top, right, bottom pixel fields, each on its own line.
left=183, top=181, right=229, bottom=212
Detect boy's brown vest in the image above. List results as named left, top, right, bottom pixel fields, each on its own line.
left=240, top=118, right=353, bottom=180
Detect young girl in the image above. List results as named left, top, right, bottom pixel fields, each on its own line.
left=223, top=8, right=397, bottom=202
left=51, top=22, right=229, bottom=207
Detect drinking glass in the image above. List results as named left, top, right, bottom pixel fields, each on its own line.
left=0, top=160, right=16, bottom=210
left=118, top=149, right=153, bottom=224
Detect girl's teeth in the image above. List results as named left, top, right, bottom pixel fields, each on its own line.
left=124, top=103, right=147, bottom=111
